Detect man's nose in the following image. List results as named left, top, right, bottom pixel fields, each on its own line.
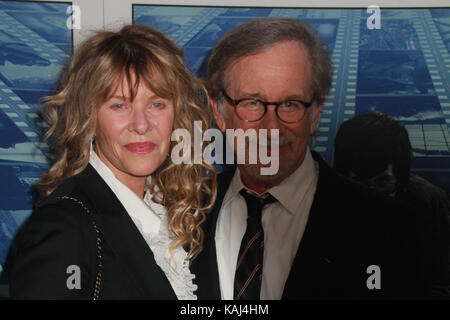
left=261, top=104, right=282, bottom=130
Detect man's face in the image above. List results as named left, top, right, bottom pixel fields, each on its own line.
left=212, top=41, right=323, bottom=192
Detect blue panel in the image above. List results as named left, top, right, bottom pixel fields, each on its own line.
left=0, top=109, right=28, bottom=148
left=218, top=8, right=273, bottom=17
left=356, top=95, right=445, bottom=125
left=431, top=10, right=450, bottom=54
left=0, top=1, right=72, bottom=280
left=357, top=51, right=434, bottom=95
left=133, top=5, right=450, bottom=194
left=186, top=17, right=254, bottom=48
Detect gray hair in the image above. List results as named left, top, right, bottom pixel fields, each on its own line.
left=206, top=18, right=333, bottom=107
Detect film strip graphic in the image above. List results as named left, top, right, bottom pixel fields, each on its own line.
left=0, top=77, right=47, bottom=163
left=268, top=8, right=304, bottom=18
left=0, top=10, right=70, bottom=162
left=172, top=8, right=225, bottom=47
left=409, top=10, right=450, bottom=157
left=0, top=11, right=69, bottom=65
left=339, top=10, right=361, bottom=124
left=314, top=10, right=361, bottom=163
left=0, top=3, right=71, bottom=277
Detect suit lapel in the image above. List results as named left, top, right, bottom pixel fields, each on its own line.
left=191, top=166, right=236, bottom=299
left=282, top=152, right=341, bottom=299
left=76, top=165, right=177, bottom=299
left=195, top=158, right=342, bottom=299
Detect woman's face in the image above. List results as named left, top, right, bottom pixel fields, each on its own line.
left=95, top=77, right=174, bottom=190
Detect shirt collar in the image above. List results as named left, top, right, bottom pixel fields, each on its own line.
left=223, top=147, right=318, bottom=215
left=89, top=150, right=161, bottom=234
left=268, top=148, right=318, bottom=214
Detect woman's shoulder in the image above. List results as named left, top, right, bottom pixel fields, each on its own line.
left=36, top=164, right=102, bottom=211
left=27, top=165, right=103, bottom=233
left=10, top=167, right=101, bottom=299
left=13, top=166, right=102, bottom=267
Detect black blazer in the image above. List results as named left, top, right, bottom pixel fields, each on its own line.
left=191, top=152, right=432, bottom=299
left=10, top=164, right=177, bottom=299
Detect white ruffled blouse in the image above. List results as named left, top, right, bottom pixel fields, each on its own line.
left=89, top=150, right=197, bottom=300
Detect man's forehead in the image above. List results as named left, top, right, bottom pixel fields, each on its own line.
left=224, top=41, right=313, bottom=98
left=228, top=41, right=308, bottom=67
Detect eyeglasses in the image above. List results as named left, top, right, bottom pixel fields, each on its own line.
left=222, top=89, right=315, bottom=123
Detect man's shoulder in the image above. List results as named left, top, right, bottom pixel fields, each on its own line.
left=313, top=152, right=388, bottom=206
left=313, top=153, right=417, bottom=230
left=405, top=174, right=449, bottom=209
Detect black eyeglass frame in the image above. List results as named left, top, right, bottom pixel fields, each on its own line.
left=221, top=89, right=315, bottom=123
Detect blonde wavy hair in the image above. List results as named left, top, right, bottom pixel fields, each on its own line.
left=40, top=24, right=216, bottom=259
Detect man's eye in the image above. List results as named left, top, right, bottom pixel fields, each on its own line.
left=241, top=100, right=261, bottom=108
left=283, top=102, right=296, bottom=108
left=281, top=101, right=302, bottom=109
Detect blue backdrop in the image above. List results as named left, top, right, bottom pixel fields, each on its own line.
left=133, top=6, right=450, bottom=193
left=0, top=1, right=71, bottom=285
left=0, top=2, right=449, bottom=287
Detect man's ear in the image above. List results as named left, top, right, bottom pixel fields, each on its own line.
left=309, top=100, right=323, bottom=135
left=210, top=97, right=226, bottom=132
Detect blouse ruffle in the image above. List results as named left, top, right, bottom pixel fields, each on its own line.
left=142, top=191, right=198, bottom=300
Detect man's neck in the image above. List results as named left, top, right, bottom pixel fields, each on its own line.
left=238, top=167, right=274, bottom=194
left=237, top=150, right=308, bottom=194
left=237, top=164, right=300, bottom=195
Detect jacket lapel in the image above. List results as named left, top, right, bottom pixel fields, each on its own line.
left=76, top=165, right=177, bottom=299
left=191, top=166, right=236, bottom=299
left=282, top=152, right=342, bottom=299
left=193, top=154, right=345, bottom=299
left=194, top=157, right=341, bottom=299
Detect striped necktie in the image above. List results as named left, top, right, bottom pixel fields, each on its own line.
left=234, top=189, right=276, bottom=300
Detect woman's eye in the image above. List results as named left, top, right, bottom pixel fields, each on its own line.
left=111, top=104, right=125, bottom=110
left=152, top=102, right=165, bottom=109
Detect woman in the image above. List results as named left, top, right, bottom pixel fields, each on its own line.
left=10, top=25, right=216, bottom=299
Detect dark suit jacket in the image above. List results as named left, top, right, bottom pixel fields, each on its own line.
left=10, top=164, right=177, bottom=299
left=191, top=152, right=431, bottom=299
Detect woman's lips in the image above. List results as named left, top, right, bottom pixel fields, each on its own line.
left=124, top=142, right=156, bottom=154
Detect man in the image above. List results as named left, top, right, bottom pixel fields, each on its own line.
left=191, top=18, right=428, bottom=299
left=334, top=112, right=449, bottom=298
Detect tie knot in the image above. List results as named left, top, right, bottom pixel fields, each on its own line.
left=239, top=189, right=276, bottom=218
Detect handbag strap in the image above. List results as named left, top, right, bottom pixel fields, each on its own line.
left=56, top=196, right=103, bottom=300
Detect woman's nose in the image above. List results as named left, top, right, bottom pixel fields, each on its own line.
left=129, top=108, right=152, bottom=134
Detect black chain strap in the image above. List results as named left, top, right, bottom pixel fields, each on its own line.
left=56, top=196, right=102, bottom=300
